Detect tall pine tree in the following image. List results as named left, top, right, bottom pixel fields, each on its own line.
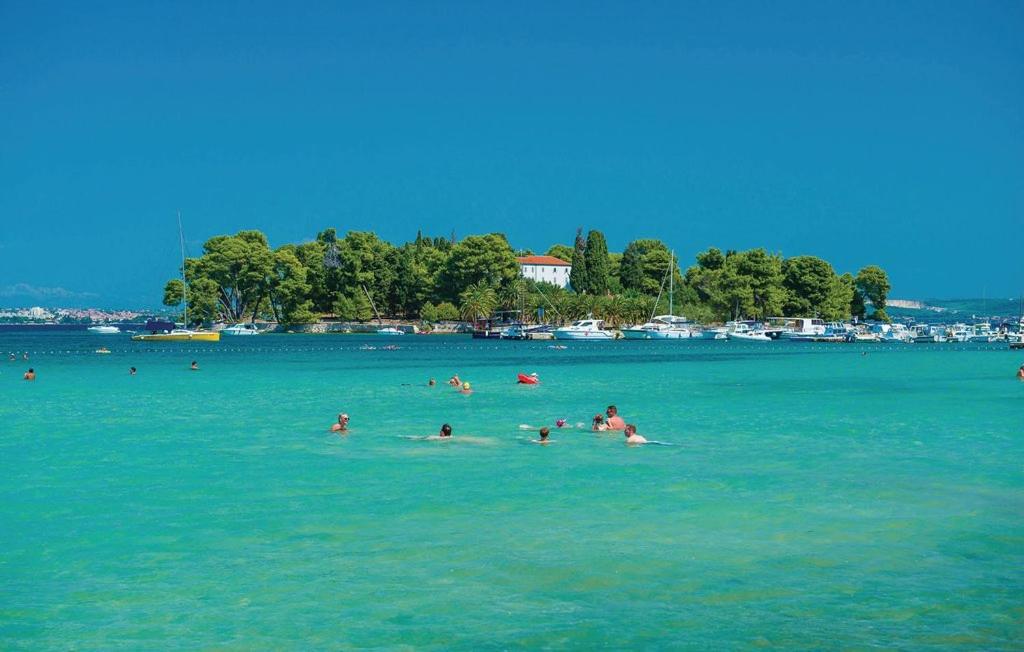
left=569, top=227, right=589, bottom=293
left=584, top=230, right=610, bottom=295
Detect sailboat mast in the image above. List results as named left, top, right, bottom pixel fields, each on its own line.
left=669, top=250, right=674, bottom=317
left=178, top=212, right=187, bottom=328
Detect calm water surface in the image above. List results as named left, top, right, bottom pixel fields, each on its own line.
left=1, top=333, right=1022, bottom=649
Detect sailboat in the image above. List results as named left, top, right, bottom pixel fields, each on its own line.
left=132, top=215, right=221, bottom=342
left=621, top=250, right=694, bottom=340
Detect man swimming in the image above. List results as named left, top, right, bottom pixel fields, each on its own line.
left=604, top=405, right=626, bottom=430
left=439, top=423, right=452, bottom=438
left=129, top=367, right=137, bottom=376
left=624, top=424, right=648, bottom=445
left=448, top=374, right=461, bottom=387
left=190, top=361, right=199, bottom=371
left=428, top=378, right=436, bottom=386
left=23, top=368, right=35, bottom=381
left=331, top=413, right=350, bottom=432
left=536, top=427, right=551, bottom=444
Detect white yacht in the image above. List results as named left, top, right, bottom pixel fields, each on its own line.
left=968, top=323, right=993, bottom=343
left=912, top=325, right=947, bottom=343
left=553, top=319, right=614, bottom=340
left=623, top=315, right=695, bottom=339
left=701, top=327, right=728, bottom=340
left=377, top=327, right=405, bottom=336
left=728, top=329, right=773, bottom=342
left=222, top=323, right=262, bottom=336
left=87, top=325, right=121, bottom=334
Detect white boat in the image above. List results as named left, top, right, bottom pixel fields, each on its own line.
left=701, top=327, right=728, bottom=340
left=968, top=323, right=993, bottom=343
left=778, top=318, right=827, bottom=341
left=912, top=325, right=947, bottom=343
left=377, top=327, right=405, bottom=336
left=553, top=319, right=614, bottom=340
left=727, top=329, right=773, bottom=342
left=946, top=324, right=971, bottom=343
left=87, top=325, right=121, bottom=334
left=222, top=323, right=262, bottom=336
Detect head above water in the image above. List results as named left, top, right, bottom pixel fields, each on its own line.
left=440, top=423, right=452, bottom=437
left=624, top=424, right=636, bottom=436
left=555, top=419, right=566, bottom=428
left=338, top=413, right=349, bottom=422
left=606, top=405, right=618, bottom=416
left=540, top=427, right=550, bottom=439
left=462, top=382, right=471, bottom=390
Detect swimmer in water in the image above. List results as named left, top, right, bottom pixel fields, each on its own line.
left=8, top=353, right=14, bottom=362
left=448, top=374, right=461, bottom=387
left=555, top=418, right=567, bottom=428
left=603, top=405, right=626, bottom=431
left=428, top=378, right=436, bottom=386
left=624, top=424, right=648, bottom=445
left=592, top=414, right=605, bottom=431
left=330, top=413, right=350, bottom=432
left=129, top=367, right=137, bottom=376
left=536, top=427, right=551, bottom=444
left=1018, top=364, right=1024, bottom=380
left=190, top=361, right=199, bottom=371
left=23, top=368, right=35, bottom=381
left=459, top=382, right=473, bottom=395
left=439, top=423, right=452, bottom=438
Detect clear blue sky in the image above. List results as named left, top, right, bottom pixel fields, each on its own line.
left=1, top=1, right=1021, bottom=307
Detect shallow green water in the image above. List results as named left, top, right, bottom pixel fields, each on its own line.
left=1, top=333, right=1022, bottom=649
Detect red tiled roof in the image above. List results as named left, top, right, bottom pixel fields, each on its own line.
left=516, top=256, right=571, bottom=266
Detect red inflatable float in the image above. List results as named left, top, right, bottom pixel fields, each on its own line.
left=517, top=373, right=539, bottom=385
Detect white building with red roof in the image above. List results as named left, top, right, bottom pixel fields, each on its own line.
left=515, top=255, right=572, bottom=289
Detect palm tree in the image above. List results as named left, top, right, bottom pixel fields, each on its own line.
left=599, top=294, right=626, bottom=327
left=459, top=282, right=498, bottom=321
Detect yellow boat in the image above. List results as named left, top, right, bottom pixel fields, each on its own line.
left=132, top=329, right=221, bottom=342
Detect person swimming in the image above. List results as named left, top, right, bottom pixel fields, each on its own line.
left=129, top=367, right=137, bottom=376
left=190, top=360, right=199, bottom=371
left=448, top=374, right=461, bottom=387
left=331, top=413, right=350, bottom=432
left=1018, top=364, right=1024, bottom=380
left=428, top=378, right=436, bottom=386
left=23, top=368, right=35, bottom=381
left=624, top=424, right=648, bottom=445
left=439, top=423, right=452, bottom=438
left=536, top=426, right=552, bottom=444
left=556, top=418, right=567, bottom=428
left=592, top=413, right=605, bottom=430
left=460, top=382, right=473, bottom=395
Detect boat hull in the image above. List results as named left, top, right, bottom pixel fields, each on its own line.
left=132, top=332, right=221, bottom=342
left=620, top=328, right=650, bottom=340
left=553, top=330, right=614, bottom=340
left=647, top=329, right=692, bottom=339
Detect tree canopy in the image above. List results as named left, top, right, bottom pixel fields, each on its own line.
left=162, top=227, right=890, bottom=326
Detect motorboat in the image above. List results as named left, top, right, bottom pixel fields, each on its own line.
left=968, top=323, right=994, bottom=343
left=701, top=327, right=728, bottom=340
left=727, top=329, right=773, bottom=342
left=87, top=325, right=121, bottom=334
left=377, top=327, right=405, bottom=336
left=222, top=323, right=262, bottom=336
left=133, top=329, right=221, bottom=342
left=553, top=319, right=614, bottom=340
left=912, top=325, right=947, bottom=343
left=946, top=324, right=971, bottom=343
left=778, top=318, right=827, bottom=341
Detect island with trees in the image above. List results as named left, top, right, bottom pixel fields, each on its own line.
left=162, top=228, right=891, bottom=328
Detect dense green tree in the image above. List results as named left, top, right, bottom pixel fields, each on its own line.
left=336, top=231, right=396, bottom=314
left=178, top=230, right=275, bottom=322
left=269, top=247, right=315, bottom=324
left=569, top=228, right=588, bottom=293
left=856, top=265, right=892, bottom=321
left=583, top=230, right=611, bottom=295
left=162, top=278, right=184, bottom=309
left=545, top=244, right=574, bottom=262
left=440, top=234, right=517, bottom=301
left=782, top=256, right=837, bottom=316
left=620, top=239, right=681, bottom=296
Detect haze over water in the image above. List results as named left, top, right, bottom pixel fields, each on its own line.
left=2, top=332, right=1021, bottom=648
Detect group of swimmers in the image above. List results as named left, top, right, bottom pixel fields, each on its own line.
left=328, top=402, right=650, bottom=445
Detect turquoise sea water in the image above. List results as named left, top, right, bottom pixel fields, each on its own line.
left=1, top=332, right=1022, bottom=649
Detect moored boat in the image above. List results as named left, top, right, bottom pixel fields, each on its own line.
left=222, top=323, right=262, bottom=336
left=553, top=319, right=614, bottom=340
